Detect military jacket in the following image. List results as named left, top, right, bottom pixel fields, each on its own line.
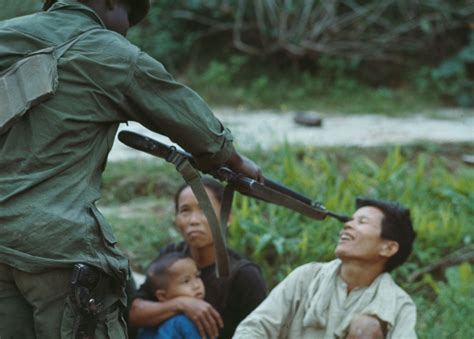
left=0, top=0, right=234, bottom=282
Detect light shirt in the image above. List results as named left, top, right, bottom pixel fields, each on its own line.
left=233, top=260, right=417, bottom=339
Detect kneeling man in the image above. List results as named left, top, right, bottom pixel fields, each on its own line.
left=234, top=198, right=417, bottom=339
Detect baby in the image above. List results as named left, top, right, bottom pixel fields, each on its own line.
left=137, top=252, right=205, bottom=339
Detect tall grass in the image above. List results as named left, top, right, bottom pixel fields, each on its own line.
left=101, top=143, right=473, bottom=337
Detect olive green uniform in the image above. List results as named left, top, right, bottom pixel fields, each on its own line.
left=0, top=1, right=234, bottom=337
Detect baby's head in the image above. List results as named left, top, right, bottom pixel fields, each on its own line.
left=145, top=252, right=205, bottom=301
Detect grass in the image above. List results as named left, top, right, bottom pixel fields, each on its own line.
left=182, top=57, right=447, bottom=115
left=99, top=142, right=474, bottom=338
left=187, top=74, right=444, bottom=115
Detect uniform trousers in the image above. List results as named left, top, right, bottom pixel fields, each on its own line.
left=0, top=263, right=127, bottom=339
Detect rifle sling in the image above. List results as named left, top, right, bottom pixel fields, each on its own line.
left=174, top=158, right=230, bottom=277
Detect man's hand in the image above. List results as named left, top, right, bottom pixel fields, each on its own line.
left=346, top=314, right=385, bottom=339
left=225, top=151, right=263, bottom=183
left=175, top=296, right=223, bottom=338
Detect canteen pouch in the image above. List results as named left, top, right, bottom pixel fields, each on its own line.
left=0, top=29, right=98, bottom=135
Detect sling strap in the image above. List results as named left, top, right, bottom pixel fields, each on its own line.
left=166, top=147, right=231, bottom=277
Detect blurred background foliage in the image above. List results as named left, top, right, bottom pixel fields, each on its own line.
left=2, top=0, right=473, bottom=111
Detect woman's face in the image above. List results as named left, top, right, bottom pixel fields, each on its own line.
left=175, top=186, right=221, bottom=249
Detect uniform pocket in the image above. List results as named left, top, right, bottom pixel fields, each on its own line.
left=102, top=307, right=127, bottom=339
left=60, top=299, right=127, bottom=339
left=60, top=298, right=76, bottom=339
left=90, top=204, right=117, bottom=247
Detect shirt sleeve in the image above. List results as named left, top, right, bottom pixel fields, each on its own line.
left=123, top=51, right=235, bottom=170
left=388, top=300, right=417, bottom=339
left=233, top=263, right=318, bottom=338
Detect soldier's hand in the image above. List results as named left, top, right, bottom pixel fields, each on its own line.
left=176, top=296, right=223, bottom=338
left=225, top=151, right=263, bottom=183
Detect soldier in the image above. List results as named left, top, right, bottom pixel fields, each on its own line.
left=0, top=1, right=261, bottom=338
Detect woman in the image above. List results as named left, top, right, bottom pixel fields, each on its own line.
left=129, top=177, right=267, bottom=338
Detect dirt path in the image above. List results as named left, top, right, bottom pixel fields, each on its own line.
left=110, top=108, right=473, bottom=162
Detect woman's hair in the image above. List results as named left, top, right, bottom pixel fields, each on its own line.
left=173, top=176, right=224, bottom=213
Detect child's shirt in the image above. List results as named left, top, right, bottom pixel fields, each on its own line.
left=137, top=314, right=201, bottom=339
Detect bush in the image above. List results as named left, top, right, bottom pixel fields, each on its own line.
left=431, top=31, right=474, bottom=107
left=133, top=1, right=473, bottom=63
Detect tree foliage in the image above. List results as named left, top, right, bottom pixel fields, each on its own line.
left=135, top=0, right=474, bottom=61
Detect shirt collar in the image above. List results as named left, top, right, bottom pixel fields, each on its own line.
left=48, top=0, right=106, bottom=29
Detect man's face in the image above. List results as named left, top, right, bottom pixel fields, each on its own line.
left=175, top=186, right=221, bottom=250
left=158, top=258, right=205, bottom=300
left=335, top=206, right=391, bottom=262
left=102, top=1, right=131, bottom=36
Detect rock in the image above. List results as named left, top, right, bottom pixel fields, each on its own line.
left=462, top=154, right=474, bottom=166
left=293, top=111, right=323, bottom=127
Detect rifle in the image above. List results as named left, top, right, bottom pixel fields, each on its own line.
left=118, top=131, right=350, bottom=276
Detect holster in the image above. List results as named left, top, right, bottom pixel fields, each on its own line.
left=70, top=263, right=103, bottom=339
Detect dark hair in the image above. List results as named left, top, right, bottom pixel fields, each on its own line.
left=144, top=252, right=188, bottom=292
left=356, top=198, right=416, bottom=272
left=42, top=0, right=57, bottom=10
left=173, top=176, right=224, bottom=213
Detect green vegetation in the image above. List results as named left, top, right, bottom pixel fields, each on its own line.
left=3, top=1, right=473, bottom=112
left=127, top=0, right=474, bottom=111
left=182, top=55, right=444, bottom=114
left=99, top=143, right=474, bottom=338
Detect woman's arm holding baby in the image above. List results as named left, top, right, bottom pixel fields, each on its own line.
left=129, top=297, right=223, bottom=338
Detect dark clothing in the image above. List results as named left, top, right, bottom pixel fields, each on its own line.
left=134, top=242, right=268, bottom=339
left=138, top=314, right=200, bottom=339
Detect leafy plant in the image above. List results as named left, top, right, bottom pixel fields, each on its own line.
left=431, top=31, right=474, bottom=107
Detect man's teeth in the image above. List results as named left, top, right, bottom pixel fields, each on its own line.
left=340, top=234, right=352, bottom=240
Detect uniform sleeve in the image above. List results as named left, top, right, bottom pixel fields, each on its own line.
left=233, top=264, right=318, bottom=338
left=123, top=51, right=235, bottom=170
left=388, top=300, right=417, bottom=339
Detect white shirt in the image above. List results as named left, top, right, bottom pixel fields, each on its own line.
left=233, top=259, right=417, bottom=339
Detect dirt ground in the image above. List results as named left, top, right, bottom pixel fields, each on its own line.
left=110, top=108, right=474, bottom=162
